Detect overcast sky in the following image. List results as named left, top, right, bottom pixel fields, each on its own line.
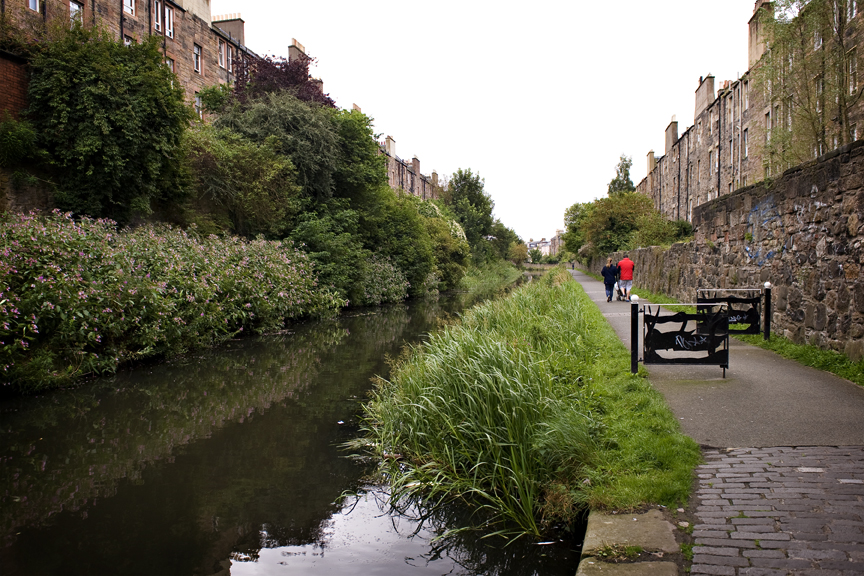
left=210, top=0, right=754, bottom=242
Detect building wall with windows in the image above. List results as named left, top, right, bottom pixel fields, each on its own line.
left=636, top=0, right=863, bottom=222
left=0, top=0, right=255, bottom=114
left=379, top=135, right=440, bottom=201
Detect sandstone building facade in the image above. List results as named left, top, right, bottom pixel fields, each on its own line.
left=0, top=0, right=263, bottom=114
left=2, top=0, right=443, bottom=200
left=638, top=0, right=864, bottom=222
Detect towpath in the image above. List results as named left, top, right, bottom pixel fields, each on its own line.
left=570, top=268, right=864, bottom=575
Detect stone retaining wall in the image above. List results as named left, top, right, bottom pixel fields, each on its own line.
left=592, top=140, right=864, bottom=360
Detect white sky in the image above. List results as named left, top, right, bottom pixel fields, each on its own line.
left=210, top=0, right=754, bottom=242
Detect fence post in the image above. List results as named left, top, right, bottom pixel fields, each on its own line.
left=631, top=296, right=640, bottom=374
left=763, top=282, right=772, bottom=341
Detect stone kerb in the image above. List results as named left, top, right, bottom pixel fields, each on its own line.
left=589, top=140, right=864, bottom=359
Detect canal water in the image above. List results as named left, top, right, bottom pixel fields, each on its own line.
left=0, top=295, right=583, bottom=575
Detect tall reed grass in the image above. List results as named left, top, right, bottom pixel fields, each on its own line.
left=356, top=266, right=699, bottom=538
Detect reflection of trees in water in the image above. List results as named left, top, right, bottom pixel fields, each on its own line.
left=0, top=325, right=346, bottom=545
left=347, top=487, right=583, bottom=576
left=1, top=295, right=473, bottom=574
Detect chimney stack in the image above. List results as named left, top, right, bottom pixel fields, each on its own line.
left=288, top=38, right=306, bottom=62
left=385, top=136, right=395, bottom=157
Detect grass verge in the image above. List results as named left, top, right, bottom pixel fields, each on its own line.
left=457, top=260, right=523, bottom=301
left=353, top=266, right=701, bottom=538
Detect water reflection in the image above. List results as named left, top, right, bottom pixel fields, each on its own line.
left=0, top=293, right=581, bottom=576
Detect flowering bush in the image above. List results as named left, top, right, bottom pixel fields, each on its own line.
left=356, top=254, right=409, bottom=306
left=0, top=211, right=344, bottom=391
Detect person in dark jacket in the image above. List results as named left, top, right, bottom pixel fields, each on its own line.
left=600, top=257, right=619, bottom=302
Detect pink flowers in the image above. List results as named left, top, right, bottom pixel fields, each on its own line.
left=0, top=211, right=345, bottom=389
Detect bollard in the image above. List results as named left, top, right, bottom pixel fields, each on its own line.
left=763, top=282, right=772, bottom=341
left=630, top=296, right=640, bottom=374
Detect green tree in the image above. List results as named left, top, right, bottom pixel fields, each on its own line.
left=26, top=23, right=192, bottom=222
left=528, top=248, right=543, bottom=264
left=185, top=125, right=302, bottom=237
left=444, top=168, right=495, bottom=260
left=757, top=0, right=863, bottom=171
left=561, top=202, right=595, bottom=255
left=508, top=241, right=528, bottom=265
left=488, top=219, right=522, bottom=261
left=607, top=154, right=635, bottom=197
left=215, top=92, right=339, bottom=202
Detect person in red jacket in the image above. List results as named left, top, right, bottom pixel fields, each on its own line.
left=617, top=255, right=635, bottom=302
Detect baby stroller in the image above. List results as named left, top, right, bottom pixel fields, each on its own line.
left=614, top=281, right=625, bottom=301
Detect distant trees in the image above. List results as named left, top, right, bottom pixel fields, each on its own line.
left=563, top=158, right=692, bottom=259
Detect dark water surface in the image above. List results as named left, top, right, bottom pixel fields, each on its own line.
left=0, top=296, right=582, bottom=575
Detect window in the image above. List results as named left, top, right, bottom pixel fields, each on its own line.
left=165, top=5, right=174, bottom=38
left=165, top=57, right=174, bottom=73
left=227, top=45, right=233, bottom=72
left=815, top=30, right=823, bottom=50
left=816, top=76, right=824, bottom=112
left=193, top=44, right=202, bottom=74
left=124, top=35, right=134, bottom=46
left=744, top=81, right=749, bottom=109
left=766, top=111, right=772, bottom=142
left=852, top=124, right=858, bottom=141
left=697, top=160, right=701, bottom=184
left=154, top=0, right=162, bottom=31
left=743, top=176, right=747, bottom=187
left=730, top=139, right=734, bottom=167
left=123, top=0, right=134, bottom=16
left=709, top=150, right=714, bottom=175
left=849, top=49, right=858, bottom=95
left=849, top=0, right=858, bottom=20
left=744, top=129, right=749, bottom=157
left=70, top=1, right=82, bottom=22
left=28, top=0, right=39, bottom=12
left=195, top=93, right=203, bottom=119
left=729, top=183, right=733, bottom=194
left=219, top=40, right=226, bottom=69
left=698, top=120, right=702, bottom=143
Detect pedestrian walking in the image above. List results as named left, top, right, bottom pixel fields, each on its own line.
left=600, top=257, right=619, bottom=302
left=617, top=254, right=635, bottom=301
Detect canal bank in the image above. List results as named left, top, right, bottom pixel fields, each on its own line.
left=570, top=268, right=864, bottom=575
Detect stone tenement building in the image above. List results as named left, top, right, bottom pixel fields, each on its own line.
left=379, top=135, right=439, bottom=201
left=1, top=0, right=441, bottom=201
left=637, top=0, right=864, bottom=222
left=0, top=0, right=270, bottom=113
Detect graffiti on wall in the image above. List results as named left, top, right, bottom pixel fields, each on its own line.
left=744, top=194, right=786, bottom=267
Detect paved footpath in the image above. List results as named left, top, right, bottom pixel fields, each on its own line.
left=569, top=269, right=864, bottom=575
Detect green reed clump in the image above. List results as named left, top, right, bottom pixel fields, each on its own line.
left=357, top=265, right=699, bottom=537
left=0, top=211, right=344, bottom=392
left=457, top=260, right=523, bottom=300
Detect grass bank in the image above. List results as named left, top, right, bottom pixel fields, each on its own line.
left=627, top=286, right=864, bottom=386
left=355, top=266, right=700, bottom=539
left=456, top=260, right=523, bottom=301
left=0, top=211, right=344, bottom=393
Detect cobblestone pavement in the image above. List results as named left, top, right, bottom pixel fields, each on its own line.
left=692, top=446, right=864, bottom=575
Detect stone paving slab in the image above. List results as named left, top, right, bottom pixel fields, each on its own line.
left=691, top=447, right=864, bottom=575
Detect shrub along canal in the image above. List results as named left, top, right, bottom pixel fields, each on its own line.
left=0, top=293, right=583, bottom=575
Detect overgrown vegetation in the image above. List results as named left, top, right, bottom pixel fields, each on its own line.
left=353, top=267, right=700, bottom=538
left=0, top=19, right=526, bottom=389
left=26, top=23, right=192, bottom=223
left=756, top=0, right=862, bottom=172
left=0, top=211, right=343, bottom=392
